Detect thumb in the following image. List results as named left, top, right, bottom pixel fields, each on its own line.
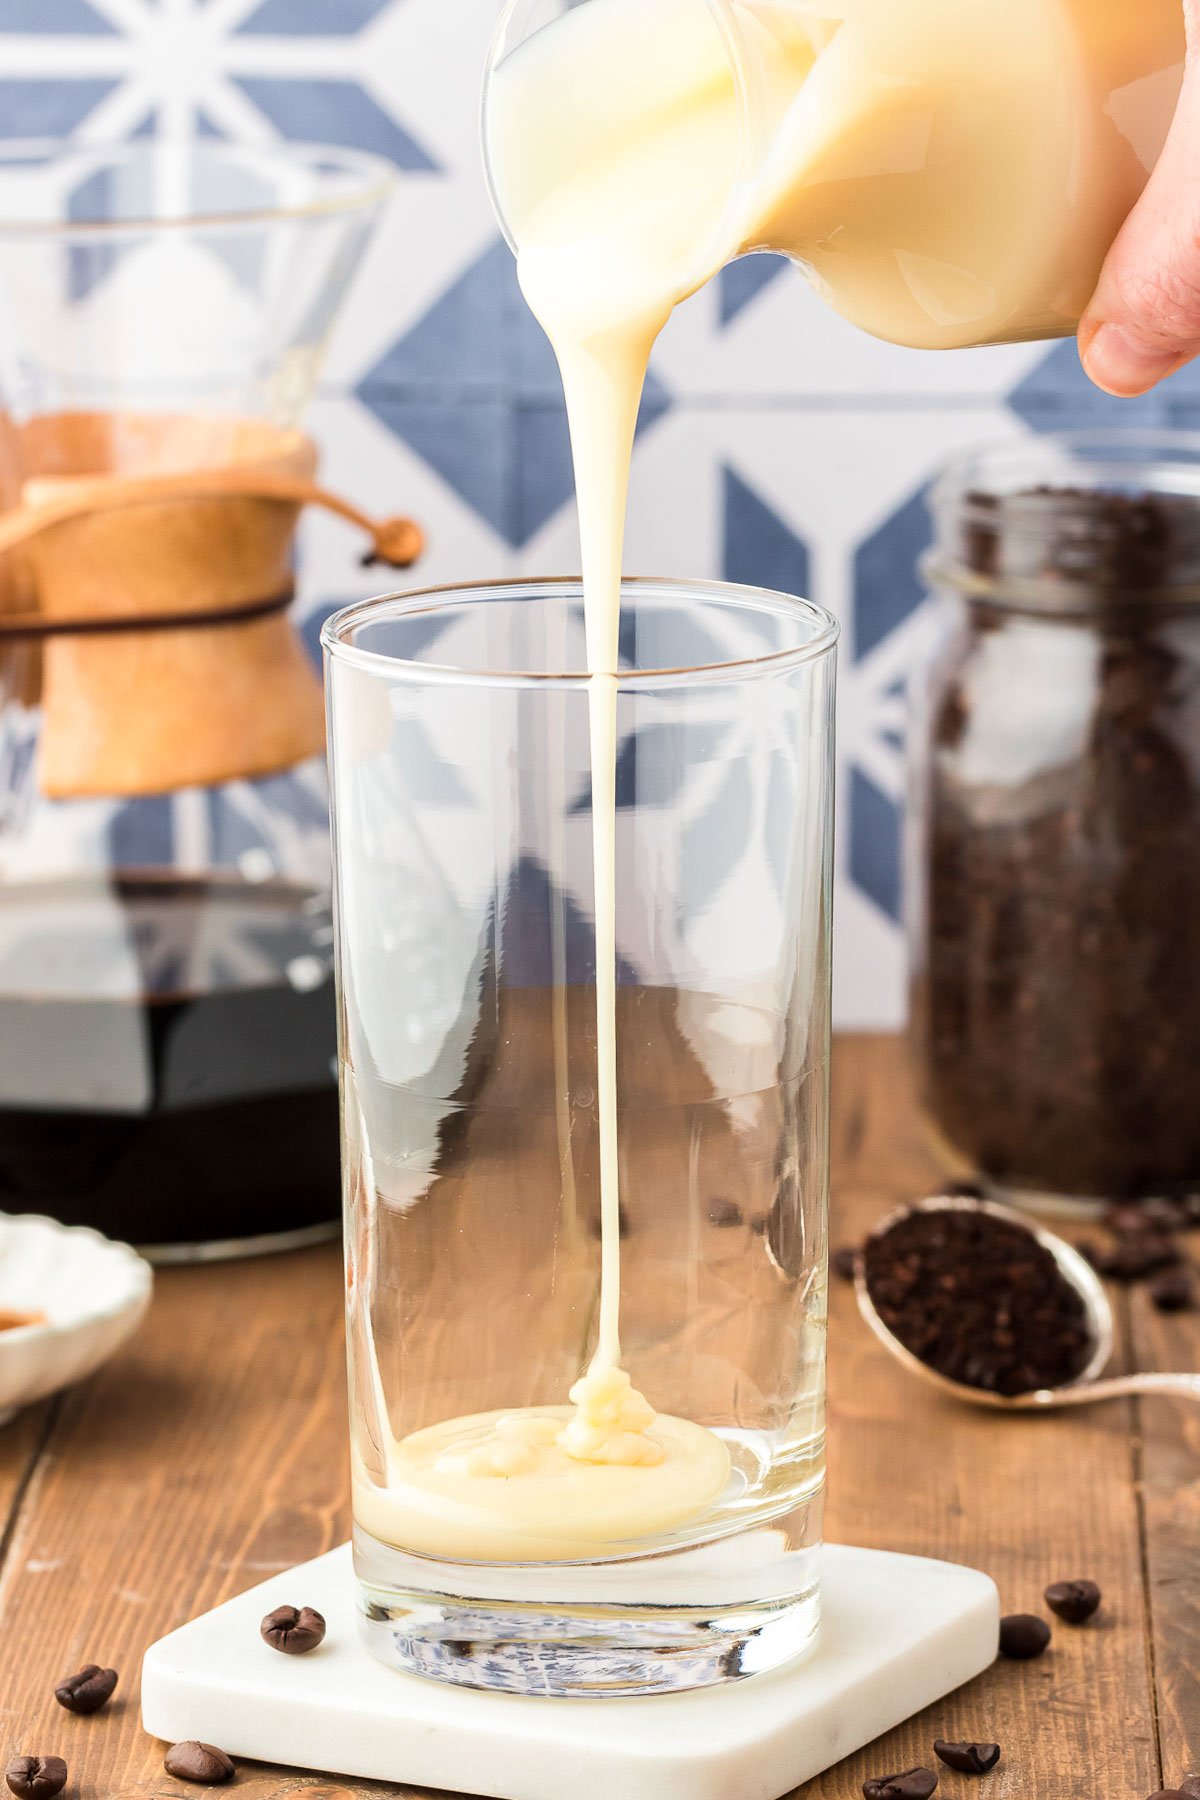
left=1080, top=27, right=1200, bottom=398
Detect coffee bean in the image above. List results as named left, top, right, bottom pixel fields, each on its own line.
left=707, top=1199, right=743, bottom=1229
left=1178, top=1778, right=1200, bottom=1799
left=1143, top=1198, right=1191, bottom=1234
left=934, top=1740, right=1001, bottom=1775
left=831, top=1246, right=860, bottom=1282
left=54, top=1665, right=118, bottom=1715
left=862, top=1769, right=938, bottom=1799
left=998, top=1613, right=1051, bottom=1659
left=1044, top=1578, right=1101, bottom=1624
left=1149, top=1266, right=1195, bottom=1313
left=1085, top=1235, right=1180, bottom=1281
left=162, top=1743, right=234, bottom=1785
left=1147, top=1791, right=1194, bottom=1799
left=750, top=1213, right=770, bottom=1236
left=1103, top=1203, right=1147, bottom=1237
left=261, top=1604, right=327, bottom=1655
left=1105, top=1199, right=1190, bottom=1237
left=5, top=1760, right=67, bottom=1800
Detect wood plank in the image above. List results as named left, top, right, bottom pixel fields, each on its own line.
left=1128, top=1257, right=1200, bottom=1794
left=810, top=1036, right=1160, bottom=1800
left=0, top=1398, right=56, bottom=1548
left=0, top=1036, right=1177, bottom=1800
left=0, top=1246, right=414, bottom=1800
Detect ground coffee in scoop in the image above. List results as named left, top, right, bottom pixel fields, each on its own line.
left=863, top=1206, right=1093, bottom=1396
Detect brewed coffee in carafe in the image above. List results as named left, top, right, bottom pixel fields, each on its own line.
left=0, top=140, right=415, bottom=1259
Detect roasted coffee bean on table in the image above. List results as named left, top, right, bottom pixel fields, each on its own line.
left=831, top=1245, right=860, bottom=1282
left=53, top=1664, right=118, bottom=1715
left=998, top=1613, right=1052, bottom=1660
left=5, top=1759, right=67, bottom=1800
left=863, top=1206, right=1093, bottom=1396
left=1149, top=1266, right=1195, bottom=1313
left=933, top=1740, right=1001, bottom=1775
left=162, top=1742, right=235, bottom=1785
left=862, top=1769, right=938, bottom=1800
left=1085, top=1234, right=1181, bottom=1282
left=707, top=1199, right=744, bottom=1229
left=261, top=1603, right=327, bottom=1655
left=1106, top=1198, right=1191, bottom=1237
left=1044, top=1578, right=1101, bottom=1624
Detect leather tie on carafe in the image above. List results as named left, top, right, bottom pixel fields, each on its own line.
left=0, top=429, right=423, bottom=801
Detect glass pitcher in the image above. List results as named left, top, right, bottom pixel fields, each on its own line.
left=0, top=139, right=399, bottom=1261
left=483, top=0, right=1185, bottom=351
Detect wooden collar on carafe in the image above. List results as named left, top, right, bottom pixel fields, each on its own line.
left=0, top=459, right=424, bottom=638
left=0, top=419, right=424, bottom=800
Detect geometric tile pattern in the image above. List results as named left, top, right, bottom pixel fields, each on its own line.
left=719, top=252, right=789, bottom=326
left=359, top=238, right=672, bottom=544
left=0, top=0, right=1162, bottom=1026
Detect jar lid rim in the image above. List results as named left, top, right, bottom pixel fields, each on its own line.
left=931, top=428, right=1200, bottom=513
left=929, top=430, right=1200, bottom=607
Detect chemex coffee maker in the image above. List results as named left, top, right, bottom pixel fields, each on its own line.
left=0, top=139, right=420, bottom=1261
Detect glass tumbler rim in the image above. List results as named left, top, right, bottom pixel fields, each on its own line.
left=0, top=137, right=396, bottom=239
left=321, top=574, right=840, bottom=690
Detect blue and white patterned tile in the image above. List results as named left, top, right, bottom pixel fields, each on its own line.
left=0, top=2, right=116, bottom=32
left=236, top=0, right=393, bottom=34
left=302, top=390, right=515, bottom=604
left=0, top=0, right=1172, bottom=1025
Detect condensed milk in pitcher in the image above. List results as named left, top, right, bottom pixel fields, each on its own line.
left=484, top=0, right=1185, bottom=353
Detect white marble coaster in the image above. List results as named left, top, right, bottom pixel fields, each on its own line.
left=142, top=1544, right=999, bottom=1800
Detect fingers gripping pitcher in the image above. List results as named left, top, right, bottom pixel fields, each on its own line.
left=484, top=0, right=1184, bottom=354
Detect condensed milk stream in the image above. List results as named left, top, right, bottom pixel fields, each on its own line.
left=356, top=0, right=1183, bottom=1565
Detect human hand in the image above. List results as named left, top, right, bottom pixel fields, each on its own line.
left=1080, top=1, right=1200, bottom=397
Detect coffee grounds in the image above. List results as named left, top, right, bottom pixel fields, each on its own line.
left=863, top=1206, right=1093, bottom=1396
left=917, top=485, right=1200, bottom=1202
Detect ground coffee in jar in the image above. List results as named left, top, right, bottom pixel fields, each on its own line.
left=910, top=435, right=1200, bottom=1206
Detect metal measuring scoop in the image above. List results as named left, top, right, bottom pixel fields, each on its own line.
left=853, top=1197, right=1200, bottom=1411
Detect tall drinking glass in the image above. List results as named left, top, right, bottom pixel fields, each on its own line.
left=325, top=577, right=838, bottom=1697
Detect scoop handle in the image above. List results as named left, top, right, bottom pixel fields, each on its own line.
left=1020, top=1372, right=1200, bottom=1408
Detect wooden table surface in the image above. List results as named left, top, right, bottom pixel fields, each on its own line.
left=1, top=1035, right=1196, bottom=1800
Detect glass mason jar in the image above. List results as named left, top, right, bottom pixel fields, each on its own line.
left=326, top=577, right=837, bottom=1698
left=910, top=433, right=1200, bottom=1212
left=0, top=140, right=391, bottom=1260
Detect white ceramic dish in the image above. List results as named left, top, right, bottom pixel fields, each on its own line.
left=0, top=1213, right=153, bottom=1423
